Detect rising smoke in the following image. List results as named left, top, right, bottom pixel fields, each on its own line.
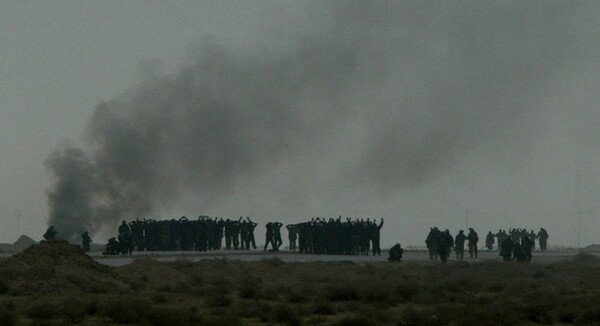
left=46, top=1, right=594, bottom=241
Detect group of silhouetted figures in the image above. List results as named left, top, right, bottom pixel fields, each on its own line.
left=425, top=227, right=550, bottom=263
left=41, top=220, right=549, bottom=263
left=286, top=217, right=384, bottom=256
left=102, top=216, right=260, bottom=255
left=96, top=215, right=386, bottom=256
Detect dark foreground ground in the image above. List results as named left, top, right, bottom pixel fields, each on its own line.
left=0, top=239, right=599, bottom=325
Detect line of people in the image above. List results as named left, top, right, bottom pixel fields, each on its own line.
left=487, top=228, right=549, bottom=252
left=104, top=216, right=259, bottom=255
left=426, top=226, right=549, bottom=263
left=286, top=217, right=384, bottom=256
left=102, top=215, right=387, bottom=256
left=426, top=227, right=479, bottom=263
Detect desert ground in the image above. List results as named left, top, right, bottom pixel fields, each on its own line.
left=90, top=248, right=578, bottom=267
left=0, top=239, right=599, bottom=325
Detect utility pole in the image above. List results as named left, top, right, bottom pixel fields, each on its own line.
left=465, top=208, right=469, bottom=229
left=576, top=170, right=584, bottom=249
left=578, top=210, right=582, bottom=249
left=16, top=210, right=21, bottom=238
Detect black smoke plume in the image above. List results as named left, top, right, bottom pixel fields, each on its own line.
left=46, top=2, right=593, bottom=241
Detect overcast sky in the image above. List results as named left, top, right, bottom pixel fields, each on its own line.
left=1, top=1, right=600, bottom=248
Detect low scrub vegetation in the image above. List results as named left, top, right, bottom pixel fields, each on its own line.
left=2, top=240, right=600, bottom=324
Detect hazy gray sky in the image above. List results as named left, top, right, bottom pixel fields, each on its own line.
left=1, top=1, right=600, bottom=248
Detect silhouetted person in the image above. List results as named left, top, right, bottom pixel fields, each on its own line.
left=81, top=231, right=92, bottom=253
left=528, top=230, right=537, bottom=251
left=272, top=222, right=283, bottom=251
left=513, top=242, right=527, bottom=262
left=500, top=235, right=514, bottom=262
left=537, top=228, right=549, bottom=251
left=426, top=227, right=440, bottom=260
left=246, top=217, right=257, bottom=250
left=118, top=220, right=131, bottom=236
left=388, top=243, right=404, bottom=262
left=370, top=218, right=384, bottom=256
left=485, top=231, right=495, bottom=251
left=437, top=231, right=452, bottom=263
left=43, top=226, right=58, bottom=240
left=287, top=224, right=297, bottom=251
left=467, top=228, right=479, bottom=259
left=521, top=235, right=534, bottom=262
left=103, top=237, right=119, bottom=255
left=264, top=222, right=274, bottom=251
left=454, top=230, right=466, bottom=260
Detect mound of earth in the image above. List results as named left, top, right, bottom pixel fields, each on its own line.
left=0, top=235, right=37, bottom=253
left=12, top=235, right=37, bottom=252
left=583, top=244, right=600, bottom=252
left=0, top=238, right=128, bottom=295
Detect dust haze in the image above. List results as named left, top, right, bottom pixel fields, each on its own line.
left=46, top=1, right=600, bottom=246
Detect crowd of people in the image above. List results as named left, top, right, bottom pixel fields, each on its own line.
left=425, top=227, right=550, bottom=263
left=285, top=217, right=384, bottom=256
left=99, top=215, right=385, bottom=256
left=103, top=216, right=260, bottom=255
left=41, top=219, right=550, bottom=264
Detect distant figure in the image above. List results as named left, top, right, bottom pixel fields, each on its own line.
left=437, top=230, right=453, bottom=263
left=286, top=224, right=298, bottom=251
left=528, top=230, right=537, bottom=251
left=425, top=227, right=440, bottom=260
left=485, top=231, right=495, bottom=251
left=272, top=222, right=283, bottom=251
left=513, top=242, right=527, bottom=263
left=388, top=243, right=404, bottom=262
left=43, top=226, right=58, bottom=240
left=81, top=231, right=92, bottom=253
left=521, top=236, right=534, bottom=262
left=264, top=222, right=274, bottom=251
left=467, top=228, right=479, bottom=259
left=370, top=218, right=384, bottom=256
left=246, top=217, right=257, bottom=250
left=454, top=230, right=467, bottom=260
left=118, top=220, right=133, bottom=255
left=118, top=220, right=131, bottom=236
left=500, top=235, right=514, bottom=262
left=537, top=228, right=549, bottom=251
left=104, top=237, right=119, bottom=255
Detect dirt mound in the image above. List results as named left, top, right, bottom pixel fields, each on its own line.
left=0, top=234, right=37, bottom=253
left=11, top=238, right=97, bottom=267
left=0, top=238, right=128, bottom=295
left=12, top=235, right=37, bottom=252
left=583, top=244, right=600, bottom=252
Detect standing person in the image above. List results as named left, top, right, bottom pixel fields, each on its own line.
left=467, top=228, right=479, bottom=259
left=528, top=230, right=537, bottom=251
left=81, top=231, right=92, bottom=253
left=521, top=236, right=534, bottom=262
left=272, top=222, right=283, bottom=251
left=286, top=224, right=298, bottom=251
left=437, top=231, right=452, bottom=263
left=537, top=228, right=549, bottom=251
left=485, top=231, right=495, bottom=251
left=238, top=219, right=247, bottom=250
left=264, top=222, right=274, bottom=251
left=370, top=218, right=384, bottom=256
left=500, top=235, right=514, bottom=262
left=454, top=230, right=466, bottom=260
left=245, top=217, right=257, bottom=250
left=426, top=227, right=440, bottom=260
